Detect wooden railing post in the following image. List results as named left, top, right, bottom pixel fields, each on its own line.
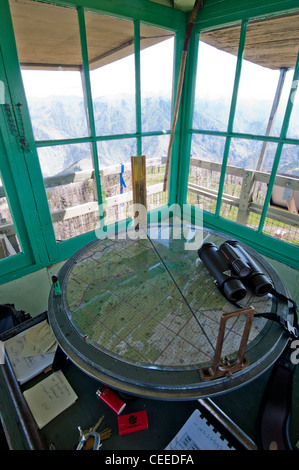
left=131, top=155, right=147, bottom=229
left=236, top=169, right=254, bottom=225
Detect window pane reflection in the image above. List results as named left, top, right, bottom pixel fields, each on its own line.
left=97, top=139, right=136, bottom=226
left=193, top=27, right=240, bottom=132
left=234, top=15, right=299, bottom=137
left=220, top=140, right=278, bottom=227
left=85, top=11, right=136, bottom=136
left=142, top=135, right=169, bottom=211
left=10, top=1, right=89, bottom=141
left=264, top=144, right=299, bottom=246
left=141, top=34, right=174, bottom=132
left=187, top=134, right=226, bottom=214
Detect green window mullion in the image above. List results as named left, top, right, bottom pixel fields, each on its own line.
left=176, top=30, right=199, bottom=207
left=257, top=50, right=299, bottom=234
left=167, top=28, right=186, bottom=206
left=36, top=137, right=92, bottom=148
left=134, top=20, right=142, bottom=156
left=0, top=129, right=35, bottom=268
left=191, top=128, right=299, bottom=146
left=215, top=19, right=247, bottom=217
left=77, top=6, right=104, bottom=228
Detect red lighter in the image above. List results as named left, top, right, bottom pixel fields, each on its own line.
left=118, top=410, right=148, bottom=435
left=96, top=386, right=126, bottom=415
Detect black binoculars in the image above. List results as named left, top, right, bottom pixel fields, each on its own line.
left=198, top=240, right=273, bottom=303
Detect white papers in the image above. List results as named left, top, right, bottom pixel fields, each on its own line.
left=23, top=370, right=78, bottom=429
left=21, top=320, right=56, bottom=357
left=4, top=320, right=57, bottom=384
left=165, top=409, right=234, bottom=450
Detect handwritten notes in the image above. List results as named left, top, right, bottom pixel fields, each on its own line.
left=23, top=370, right=78, bottom=429
left=4, top=320, right=57, bottom=384
left=21, top=320, right=56, bottom=358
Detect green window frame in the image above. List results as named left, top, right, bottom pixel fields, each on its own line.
left=177, top=13, right=299, bottom=270
left=0, top=0, right=185, bottom=284
left=0, top=0, right=298, bottom=286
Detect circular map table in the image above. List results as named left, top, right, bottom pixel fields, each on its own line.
left=48, top=224, right=291, bottom=399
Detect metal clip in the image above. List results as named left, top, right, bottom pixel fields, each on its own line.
left=76, top=429, right=101, bottom=450
left=280, top=318, right=299, bottom=339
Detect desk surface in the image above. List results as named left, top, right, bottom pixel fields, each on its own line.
left=0, top=314, right=298, bottom=450
left=1, top=224, right=298, bottom=450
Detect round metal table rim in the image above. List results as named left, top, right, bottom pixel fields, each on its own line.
left=48, top=224, right=290, bottom=399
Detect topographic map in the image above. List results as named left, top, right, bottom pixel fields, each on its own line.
left=64, top=226, right=270, bottom=370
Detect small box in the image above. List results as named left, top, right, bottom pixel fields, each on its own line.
left=118, top=410, right=148, bottom=435
left=96, top=386, right=126, bottom=415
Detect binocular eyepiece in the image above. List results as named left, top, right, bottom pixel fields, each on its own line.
left=198, top=240, right=273, bottom=303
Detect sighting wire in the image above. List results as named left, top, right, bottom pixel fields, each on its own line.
left=146, top=226, right=216, bottom=353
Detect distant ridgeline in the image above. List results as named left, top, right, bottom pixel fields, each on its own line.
left=27, top=95, right=299, bottom=178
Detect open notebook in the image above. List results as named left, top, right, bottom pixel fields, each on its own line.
left=4, top=320, right=57, bottom=384
left=166, top=409, right=235, bottom=450
left=23, top=370, right=78, bottom=429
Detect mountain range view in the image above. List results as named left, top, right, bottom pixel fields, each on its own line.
left=27, top=94, right=299, bottom=178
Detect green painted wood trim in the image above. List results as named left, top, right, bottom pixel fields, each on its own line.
left=77, top=7, right=97, bottom=140
left=215, top=20, right=247, bottom=217
left=35, top=132, right=172, bottom=148
left=36, top=137, right=95, bottom=148
left=34, top=127, right=299, bottom=149
left=0, top=127, right=34, bottom=269
left=257, top=51, right=299, bottom=233
left=176, top=30, right=199, bottom=207
left=167, top=29, right=185, bottom=205
left=134, top=20, right=142, bottom=156
left=191, top=128, right=299, bottom=146
left=0, top=258, right=45, bottom=285
left=77, top=6, right=104, bottom=230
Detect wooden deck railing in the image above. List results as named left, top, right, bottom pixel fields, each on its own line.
left=0, top=155, right=298, bottom=257
left=188, top=157, right=299, bottom=224
left=188, top=157, right=299, bottom=244
left=0, top=157, right=167, bottom=250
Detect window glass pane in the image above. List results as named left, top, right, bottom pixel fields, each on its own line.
left=234, top=14, right=299, bottom=137
left=263, top=144, right=299, bottom=245
left=98, top=138, right=137, bottom=169
left=37, top=144, right=99, bottom=241
left=219, top=139, right=278, bottom=228
left=85, top=12, right=136, bottom=136
left=193, top=26, right=240, bottom=132
left=142, top=135, right=169, bottom=211
left=10, top=0, right=89, bottom=141
left=0, top=177, right=22, bottom=258
left=97, top=139, right=136, bottom=226
left=187, top=134, right=226, bottom=214
left=141, top=33, right=174, bottom=133
left=272, top=70, right=294, bottom=136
